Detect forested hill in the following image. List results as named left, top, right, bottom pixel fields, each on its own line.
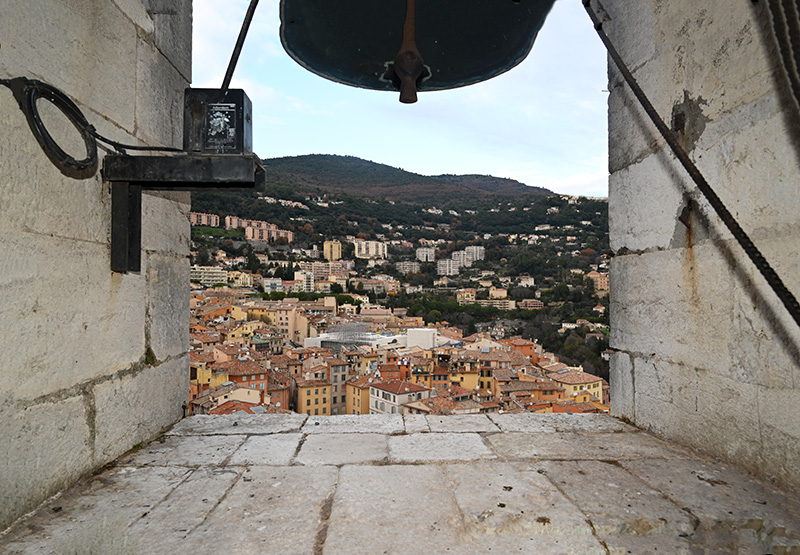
left=260, top=154, right=553, bottom=201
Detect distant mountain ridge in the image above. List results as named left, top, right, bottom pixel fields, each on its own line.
left=261, top=154, right=553, bottom=201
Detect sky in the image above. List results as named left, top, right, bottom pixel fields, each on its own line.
left=192, top=0, right=609, bottom=197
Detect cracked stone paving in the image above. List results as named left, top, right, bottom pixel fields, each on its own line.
left=2, top=414, right=799, bottom=554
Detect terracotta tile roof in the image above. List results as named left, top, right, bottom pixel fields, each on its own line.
left=190, top=352, right=216, bottom=364
left=296, top=378, right=331, bottom=388
left=209, top=400, right=261, bottom=415
left=371, top=380, right=428, bottom=395
left=215, top=360, right=263, bottom=376
left=441, top=385, right=472, bottom=397
left=501, top=380, right=563, bottom=393
left=548, top=370, right=603, bottom=385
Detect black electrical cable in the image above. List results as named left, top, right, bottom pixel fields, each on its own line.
left=0, top=77, right=182, bottom=179
left=583, top=0, right=800, bottom=332
left=3, top=77, right=98, bottom=179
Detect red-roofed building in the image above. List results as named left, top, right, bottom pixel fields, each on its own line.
left=547, top=369, right=604, bottom=399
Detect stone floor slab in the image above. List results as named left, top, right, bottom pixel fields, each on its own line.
left=403, top=414, right=430, bottom=433
left=621, top=458, right=800, bottom=541
left=117, top=434, right=246, bottom=467
left=183, top=466, right=337, bottom=554
left=303, top=414, right=404, bottom=434
left=445, top=462, right=595, bottom=538
left=389, top=433, right=495, bottom=463
left=324, top=465, right=462, bottom=554
left=427, top=414, right=500, bottom=433
left=127, top=467, right=242, bottom=552
left=601, top=534, right=693, bottom=554
left=229, top=434, right=302, bottom=466
left=539, top=460, right=695, bottom=537
left=1, top=466, right=191, bottom=554
left=487, top=431, right=691, bottom=461
left=167, top=413, right=307, bottom=436
left=296, top=433, right=388, bottom=466
left=4, top=414, right=800, bottom=555
left=489, top=413, right=636, bottom=434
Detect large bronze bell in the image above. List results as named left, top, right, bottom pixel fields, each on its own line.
left=279, top=0, right=557, bottom=103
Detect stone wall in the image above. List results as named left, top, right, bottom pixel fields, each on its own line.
left=604, top=0, right=800, bottom=488
left=0, top=0, right=191, bottom=530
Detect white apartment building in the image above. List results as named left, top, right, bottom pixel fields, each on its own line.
left=369, top=382, right=430, bottom=415
left=294, top=271, right=315, bottom=293
left=190, top=265, right=228, bottom=287
left=451, top=250, right=471, bottom=268
left=395, top=261, right=421, bottom=274
left=437, top=259, right=460, bottom=276
left=354, top=239, right=387, bottom=259
left=465, top=245, right=485, bottom=261
left=416, top=247, right=436, bottom=262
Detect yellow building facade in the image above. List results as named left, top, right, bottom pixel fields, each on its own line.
left=296, top=379, right=331, bottom=416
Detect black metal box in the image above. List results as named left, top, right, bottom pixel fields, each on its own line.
left=183, top=88, right=252, bottom=155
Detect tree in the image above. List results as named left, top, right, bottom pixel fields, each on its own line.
left=196, top=245, right=211, bottom=266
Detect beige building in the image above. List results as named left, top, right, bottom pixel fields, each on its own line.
left=324, top=240, right=342, bottom=261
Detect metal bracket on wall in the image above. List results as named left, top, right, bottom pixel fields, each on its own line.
left=103, top=154, right=264, bottom=273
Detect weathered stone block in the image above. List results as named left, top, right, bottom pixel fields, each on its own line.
left=230, top=434, right=303, bottom=466
left=389, top=433, right=495, bottom=463
left=0, top=233, right=145, bottom=400
left=167, top=413, right=308, bottom=436
left=296, top=433, right=387, bottom=466
left=303, top=414, right=404, bottom=434
left=325, top=465, right=462, bottom=553
left=185, top=466, right=337, bottom=553
left=150, top=0, right=193, bottom=81
left=610, top=247, right=735, bottom=373
left=602, top=0, right=656, bottom=73
left=146, top=252, right=189, bottom=361
left=141, top=191, right=191, bottom=256
left=1, top=0, right=139, bottom=133
left=539, top=460, right=695, bottom=537
left=93, top=356, right=187, bottom=464
left=117, top=434, right=245, bottom=467
left=0, top=393, right=92, bottom=531
left=426, top=414, right=499, bottom=433
left=128, top=467, right=239, bottom=553
left=0, top=103, right=108, bottom=244
left=608, top=151, right=690, bottom=253
left=447, top=462, right=594, bottom=538
left=609, top=351, right=635, bottom=419
left=135, top=37, right=187, bottom=148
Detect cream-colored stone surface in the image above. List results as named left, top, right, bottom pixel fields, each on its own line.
left=607, top=0, right=800, bottom=490
left=93, top=356, right=188, bottom=464
left=5, top=415, right=799, bottom=553
left=0, top=0, right=190, bottom=531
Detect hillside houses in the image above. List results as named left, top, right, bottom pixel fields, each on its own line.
left=189, top=289, right=608, bottom=416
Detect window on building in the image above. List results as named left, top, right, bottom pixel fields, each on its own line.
left=315, top=389, right=319, bottom=394
left=322, top=407, right=327, bottom=414
left=315, top=398, right=319, bottom=405
left=242, top=376, right=247, bottom=381
left=333, top=396, right=337, bottom=404
left=307, top=410, right=310, bottom=415
left=306, top=399, right=310, bottom=406
left=315, top=409, right=318, bottom=415
left=323, top=388, right=327, bottom=394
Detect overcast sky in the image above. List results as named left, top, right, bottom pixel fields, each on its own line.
left=192, top=0, right=609, bottom=197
